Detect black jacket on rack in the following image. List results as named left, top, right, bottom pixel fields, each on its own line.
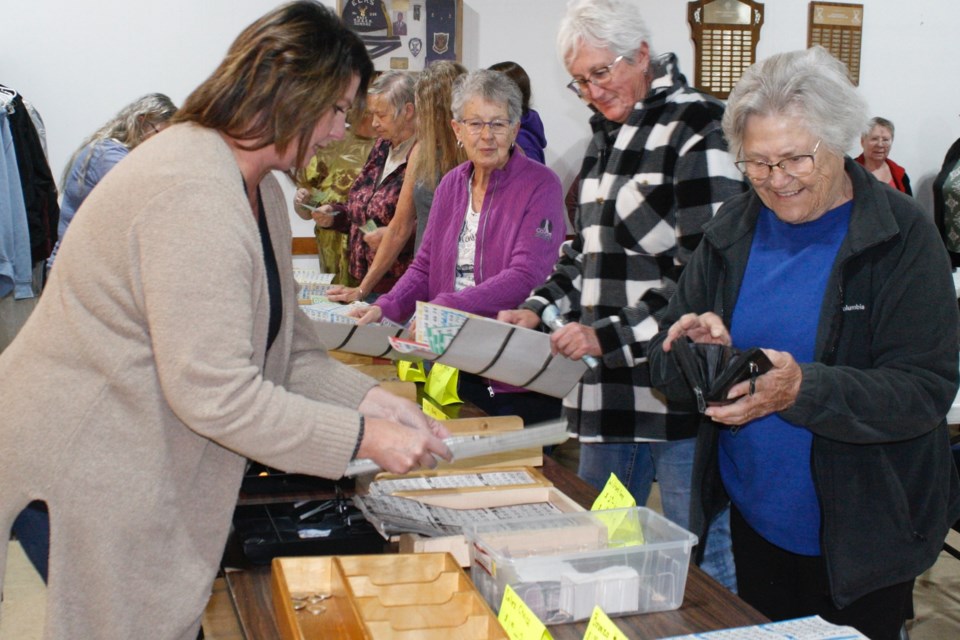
left=1, top=84, right=59, bottom=264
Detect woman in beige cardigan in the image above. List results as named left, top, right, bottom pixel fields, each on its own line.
left=0, top=3, right=450, bottom=639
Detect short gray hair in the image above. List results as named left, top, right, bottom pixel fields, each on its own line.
left=451, top=69, right=522, bottom=124
left=722, top=46, right=868, bottom=157
left=557, top=0, right=654, bottom=66
left=863, top=116, right=895, bottom=139
left=369, top=70, right=415, bottom=116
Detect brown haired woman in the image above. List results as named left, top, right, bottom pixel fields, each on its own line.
left=0, top=3, right=450, bottom=638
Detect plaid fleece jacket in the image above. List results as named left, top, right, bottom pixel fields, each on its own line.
left=521, top=53, right=745, bottom=442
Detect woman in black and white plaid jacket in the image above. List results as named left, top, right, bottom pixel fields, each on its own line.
left=499, top=0, right=745, bottom=591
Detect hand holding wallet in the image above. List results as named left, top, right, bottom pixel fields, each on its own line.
left=670, top=336, right=774, bottom=413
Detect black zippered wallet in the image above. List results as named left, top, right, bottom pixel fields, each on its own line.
left=670, top=337, right=774, bottom=413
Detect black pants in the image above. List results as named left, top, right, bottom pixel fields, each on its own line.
left=731, top=506, right=913, bottom=640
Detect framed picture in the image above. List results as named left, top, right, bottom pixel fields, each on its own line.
left=337, top=0, right=462, bottom=71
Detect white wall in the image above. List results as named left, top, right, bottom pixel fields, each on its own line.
left=2, top=0, right=959, bottom=230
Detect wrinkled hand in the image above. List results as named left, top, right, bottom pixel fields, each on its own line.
left=497, top=308, right=540, bottom=329
left=357, top=386, right=452, bottom=473
left=313, top=204, right=338, bottom=228
left=293, top=188, right=315, bottom=221
left=550, top=322, right=601, bottom=362
left=346, top=304, right=382, bottom=325
left=327, top=285, right=364, bottom=303
left=704, top=348, right=802, bottom=426
left=363, top=227, right=385, bottom=253
left=661, top=312, right=731, bottom=352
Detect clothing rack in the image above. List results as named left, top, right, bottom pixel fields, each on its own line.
left=0, top=84, right=59, bottom=352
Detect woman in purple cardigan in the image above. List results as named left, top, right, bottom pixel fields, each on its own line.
left=353, top=69, right=567, bottom=422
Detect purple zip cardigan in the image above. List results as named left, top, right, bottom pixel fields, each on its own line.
left=376, top=149, right=565, bottom=324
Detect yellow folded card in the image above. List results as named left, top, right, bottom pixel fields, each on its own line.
left=424, top=362, right=461, bottom=406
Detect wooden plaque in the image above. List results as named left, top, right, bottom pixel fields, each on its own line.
left=808, top=2, right=864, bottom=85
left=688, top=0, right=765, bottom=99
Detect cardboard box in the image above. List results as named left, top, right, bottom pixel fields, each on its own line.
left=272, top=553, right=507, bottom=640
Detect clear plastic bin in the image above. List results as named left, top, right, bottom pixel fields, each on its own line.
left=463, top=506, right=698, bottom=625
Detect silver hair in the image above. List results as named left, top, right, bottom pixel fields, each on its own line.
left=61, top=92, right=177, bottom=188
left=368, top=70, right=415, bottom=117
left=556, top=0, right=655, bottom=67
left=863, top=116, right=895, bottom=139
left=450, top=69, right=522, bottom=124
left=723, top=46, right=868, bottom=157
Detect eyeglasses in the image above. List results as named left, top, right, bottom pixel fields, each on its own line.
left=566, top=55, right=625, bottom=97
left=459, top=119, right=512, bottom=137
left=145, top=122, right=160, bottom=136
left=735, top=140, right=822, bottom=181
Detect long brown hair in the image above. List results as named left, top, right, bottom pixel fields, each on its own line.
left=411, top=61, right=468, bottom=190
left=173, top=1, right=373, bottom=168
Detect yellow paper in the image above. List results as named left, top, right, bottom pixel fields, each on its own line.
left=498, top=584, right=552, bottom=640
left=424, top=362, right=462, bottom=406
left=421, top=398, right=448, bottom=420
left=591, top=474, right=644, bottom=547
left=582, top=606, right=629, bottom=640
left=591, top=473, right=636, bottom=511
left=397, top=360, right=427, bottom=383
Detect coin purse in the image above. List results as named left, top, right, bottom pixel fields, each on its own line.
left=670, top=337, right=774, bottom=413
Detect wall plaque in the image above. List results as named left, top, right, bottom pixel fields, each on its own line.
left=808, top=2, right=864, bottom=85
left=688, top=0, right=765, bottom=99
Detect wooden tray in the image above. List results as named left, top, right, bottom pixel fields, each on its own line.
left=272, top=553, right=507, bottom=640
left=438, top=416, right=542, bottom=470
left=396, top=486, right=585, bottom=567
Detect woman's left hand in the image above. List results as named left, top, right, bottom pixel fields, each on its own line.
left=550, top=322, right=602, bottom=362
left=704, top=348, right=803, bottom=425
left=359, top=386, right=451, bottom=439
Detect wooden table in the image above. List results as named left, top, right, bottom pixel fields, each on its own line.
left=224, top=456, right=768, bottom=639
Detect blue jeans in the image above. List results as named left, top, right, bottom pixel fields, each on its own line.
left=578, top=439, right=737, bottom=592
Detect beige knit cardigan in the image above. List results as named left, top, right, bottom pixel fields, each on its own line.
left=0, top=124, right=377, bottom=639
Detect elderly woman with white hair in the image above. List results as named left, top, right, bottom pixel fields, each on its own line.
left=313, top=70, right=418, bottom=298
left=497, top=0, right=744, bottom=591
left=649, top=46, right=960, bottom=639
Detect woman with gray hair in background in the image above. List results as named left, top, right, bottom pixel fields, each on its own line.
left=649, top=46, right=959, bottom=639
left=353, top=69, right=566, bottom=423
left=313, top=70, right=418, bottom=299
left=856, top=116, right=912, bottom=195
left=47, top=92, right=177, bottom=269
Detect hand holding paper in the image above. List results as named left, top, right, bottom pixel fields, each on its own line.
left=357, top=387, right=452, bottom=474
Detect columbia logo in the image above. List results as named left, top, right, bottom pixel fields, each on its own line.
left=842, top=304, right=866, bottom=312
left=535, top=219, right=553, bottom=241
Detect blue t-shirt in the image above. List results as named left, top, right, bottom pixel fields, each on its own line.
left=720, top=201, right=852, bottom=555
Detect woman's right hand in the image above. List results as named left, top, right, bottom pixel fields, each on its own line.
left=497, top=308, right=540, bottom=329
left=346, top=304, right=382, bottom=325
left=661, top=312, right=731, bottom=351
left=312, top=205, right=338, bottom=228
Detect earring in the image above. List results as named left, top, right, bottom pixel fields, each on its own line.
left=456, top=139, right=463, bottom=149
